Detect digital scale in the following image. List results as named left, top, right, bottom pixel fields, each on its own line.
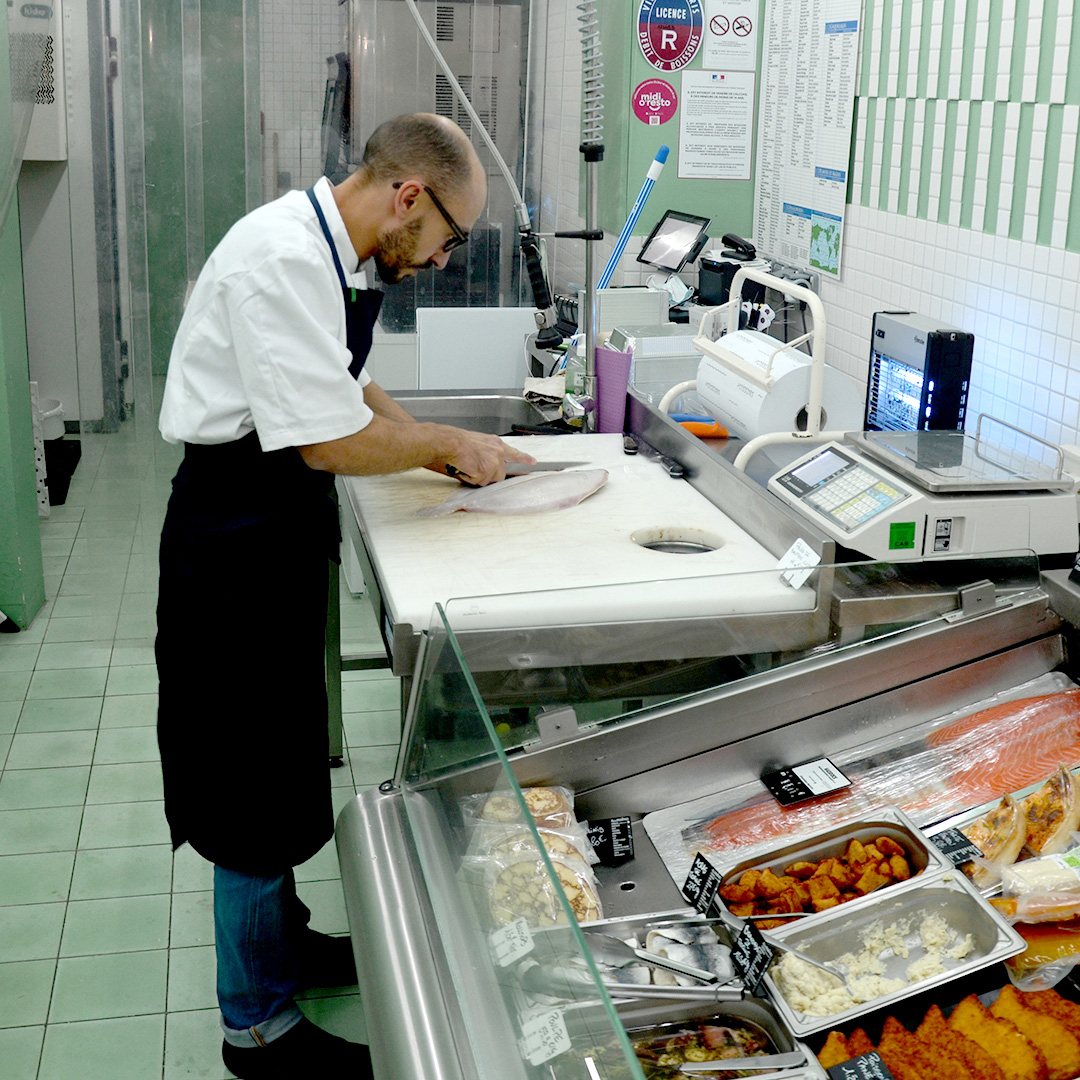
left=768, top=425, right=1079, bottom=562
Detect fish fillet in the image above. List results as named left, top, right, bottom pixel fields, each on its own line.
left=417, top=468, right=608, bottom=517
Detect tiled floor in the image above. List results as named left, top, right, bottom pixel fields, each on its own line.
left=0, top=425, right=399, bottom=1079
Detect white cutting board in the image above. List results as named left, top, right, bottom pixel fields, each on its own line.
left=342, top=434, right=815, bottom=630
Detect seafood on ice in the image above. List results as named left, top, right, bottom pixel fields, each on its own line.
left=417, top=468, right=608, bottom=517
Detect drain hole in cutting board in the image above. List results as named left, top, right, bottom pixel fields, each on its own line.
left=631, top=527, right=724, bottom=554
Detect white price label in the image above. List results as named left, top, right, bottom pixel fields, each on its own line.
left=793, top=758, right=847, bottom=795
left=520, top=1008, right=571, bottom=1066
left=777, top=537, right=821, bottom=589
left=489, top=917, right=534, bottom=967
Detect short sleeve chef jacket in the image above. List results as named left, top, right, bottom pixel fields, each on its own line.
left=158, top=177, right=375, bottom=451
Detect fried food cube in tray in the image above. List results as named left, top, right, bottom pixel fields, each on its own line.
left=714, top=807, right=952, bottom=926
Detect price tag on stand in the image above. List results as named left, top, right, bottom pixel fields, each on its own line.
left=729, top=920, right=774, bottom=996
left=520, top=1007, right=571, bottom=1066
left=827, top=1052, right=895, bottom=1079
left=761, top=757, right=851, bottom=806
left=929, top=827, right=983, bottom=867
left=489, top=917, right=534, bottom=967
left=586, top=816, right=635, bottom=865
left=682, top=852, right=725, bottom=913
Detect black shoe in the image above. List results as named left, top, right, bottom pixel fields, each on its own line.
left=299, top=930, right=357, bottom=989
left=222, top=1017, right=373, bottom=1079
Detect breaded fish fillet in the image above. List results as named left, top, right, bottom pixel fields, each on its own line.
left=817, top=1031, right=850, bottom=1069
left=882, top=1015, right=975, bottom=1080
left=990, top=985, right=1080, bottom=1080
left=1023, top=987, right=1080, bottom=1041
left=917, top=1004, right=1005, bottom=1080
left=848, top=1028, right=875, bottom=1058
left=949, top=995, right=1049, bottom=1080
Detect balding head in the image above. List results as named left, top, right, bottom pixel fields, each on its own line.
left=359, top=113, right=484, bottom=203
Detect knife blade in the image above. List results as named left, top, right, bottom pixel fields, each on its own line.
left=503, top=461, right=589, bottom=474
left=679, top=1050, right=806, bottom=1073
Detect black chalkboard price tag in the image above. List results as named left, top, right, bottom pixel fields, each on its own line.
left=930, top=827, right=983, bottom=867
left=761, top=757, right=851, bottom=806
left=729, top=920, right=774, bottom=997
left=586, top=817, right=634, bottom=865
left=682, top=852, right=724, bottom=914
left=827, top=1052, right=895, bottom=1079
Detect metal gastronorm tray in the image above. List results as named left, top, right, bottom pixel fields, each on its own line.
left=714, top=806, right=953, bottom=923
left=761, top=870, right=1026, bottom=1037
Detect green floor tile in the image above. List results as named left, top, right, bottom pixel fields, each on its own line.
left=0, top=806, right=83, bottom=856
left=298, top=991, right=368, bottom=1043
left=49, top=951, right=168, bottom=1022
left=0, top=670, right=33, bottom=702
left=70, top=844, right=172, bottom=900
left=0, top=903, right=66, bottom=962
left=92, top=726, right=160, bottom=765
left=350, top=744, right=398, bottom=788
left=26, top=667, right=109, bottom=700
left=78, top=801, right=170, bottom=849
left=110, top=642, right=156, bottom=666
left=164, top=1007, right=232, bottom=1080
left=172, top=846, right=214, bottom=894
left=46, top=595, right=122, bottom=620
left=0, top=851, right=74, bottom=905
left=0, top=1025, right=44, bottom=1080
left=104, top=665, right=158, bottom=696
left=0, top=644, right=42, bottom=671
left=38, top=1013, right=165, bottom=1080
left=343, top=709, right=401, bottom=747
left=165, top=944, right=217, bottom=1012
left=35, top=642, right=114, bottom=670
left=295, top=839, right=342, bottom=883
left=98, top=694, right=156, bottom=728
left=169, top=891, right=214, bottom=949
left=341, top=677, right=401, bottom=713
left=86, top=761, right=163, bottom=804
left=17, top=696, right=104, bottom=732
left=0, top=957, right=56, bottom=1025
left=295, top=879, right=348, bottom=936
left=6, top=730, right=97, bottom=770
left=0, top=699, right=20, bottom=734
left=42, top=615, right=119, bottom=644
left=60, top=894, right=170, bottom=956
left=0, top=766, right=90, bottom=809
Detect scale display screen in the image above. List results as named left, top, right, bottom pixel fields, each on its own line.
left=774, top=447, right=911, bottom=533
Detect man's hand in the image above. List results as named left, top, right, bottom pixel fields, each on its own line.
left=298, top=416, right=535, bottom=481
left=425, top=429, right=535, bottom=486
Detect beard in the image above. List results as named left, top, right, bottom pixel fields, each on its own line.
left=373, top=218, right=427, bottom=285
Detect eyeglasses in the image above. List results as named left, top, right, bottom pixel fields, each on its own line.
left=393, top=181, right=469, bottom=253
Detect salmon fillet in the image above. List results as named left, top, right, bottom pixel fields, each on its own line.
left=990, top=985, right=1080, bottom=1080
left=949, top=994, right=1049, bottom=1080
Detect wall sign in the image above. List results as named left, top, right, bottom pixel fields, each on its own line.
left=638, top=0, right=704, bottom=72
left=632, top=78, right=679, bottom=125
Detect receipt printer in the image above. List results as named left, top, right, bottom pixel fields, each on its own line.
left=865, top=311, right=974, bottom=433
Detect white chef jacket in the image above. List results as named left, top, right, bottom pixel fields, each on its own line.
left=158, top=177, right=375, bottom=451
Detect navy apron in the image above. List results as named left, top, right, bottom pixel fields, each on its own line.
left=155, top=187, right=382, bottom=875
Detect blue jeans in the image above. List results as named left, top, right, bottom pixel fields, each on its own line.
left=214, top=865, right=310, bottom=1047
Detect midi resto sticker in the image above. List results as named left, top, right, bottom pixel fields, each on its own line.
left=638, top=0, right=704, bottom=72
left=632, top=78, right=679, bottom=124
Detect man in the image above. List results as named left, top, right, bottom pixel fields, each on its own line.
left=155, top=113, right=533, bottom=1080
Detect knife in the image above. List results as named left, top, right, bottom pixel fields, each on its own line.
left=503, top=461, right=589, bottom=474
left=679, top=1050, right=806, bottom=1073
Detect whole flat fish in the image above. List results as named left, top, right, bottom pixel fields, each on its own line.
left=417, top=468, right=608, bottom=517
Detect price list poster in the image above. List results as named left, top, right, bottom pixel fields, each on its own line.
left=754, top=0, right=861, bottom=276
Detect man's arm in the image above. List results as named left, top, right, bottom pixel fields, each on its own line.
left=297, top=413, right=533, bottom=486
left=360, top=379, right=418, bottom=424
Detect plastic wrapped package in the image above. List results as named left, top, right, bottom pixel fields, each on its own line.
left=484, top=851, right=603, bottom=928
left=1002, top=846, right=1080, bottom=924
left=459, top=785, right=577, bottom=832
left=644, top=673, right=1080, bottom=879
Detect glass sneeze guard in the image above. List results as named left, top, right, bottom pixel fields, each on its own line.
left=395, top=603, right=644, bottom=1080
